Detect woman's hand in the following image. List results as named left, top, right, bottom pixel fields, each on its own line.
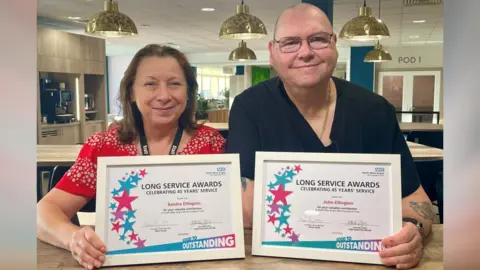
left=379, top=222, right=423, bottom=269
left=69, top=226, right=106, bottom=269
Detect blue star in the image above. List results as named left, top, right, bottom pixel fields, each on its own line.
left=281, top=204, right=291, bottom=213
left=273, top=172, right=292, bottom=188
left=277, top=212, right=290, bottom=227
left=285, top=169, right=297, bottom=179
left=127, top=241, right=131, bottom=245
left=266, top=195, right=273, bottom=203
left=119, top=234, right=126, bottom=241
left=111, top=188, right=121, bottom=196
left=110, top=218, right=114, bottom=222
left=109, top=203, right=116, bottom=210
left=267, top=210, right=271, bottom=214
left=118, top=179, right=135, bottom=193
left=275, top=227, right=282, bottom=233
left=121, top=219, right=135, bottom=233
left=126, top=210, right=136, bottom=220
left=129, top=173, right=140, bottom=186
left=267, top=181, right=276, bottom=189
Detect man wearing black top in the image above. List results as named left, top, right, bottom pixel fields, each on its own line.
left=226, top=3, right=434, bottom=269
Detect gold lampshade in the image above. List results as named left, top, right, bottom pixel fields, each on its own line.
left=364, top=43, right=392, bottom=62
left=86, top=0, right=138, bottom=37
left=219, top=1, right=267, bottom=40
left=229, top=40, right=257, bottom=61
left=339, top=4, right=390, bottom=41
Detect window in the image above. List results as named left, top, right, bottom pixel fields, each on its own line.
left=196, top=67, right=231, bottom=100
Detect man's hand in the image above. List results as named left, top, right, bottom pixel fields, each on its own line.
left=379, top=222, right=423, bottom=269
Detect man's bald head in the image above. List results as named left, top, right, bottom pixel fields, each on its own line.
left=273, top=3, right=333, bottom=40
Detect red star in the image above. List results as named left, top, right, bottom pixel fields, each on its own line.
left=113, top=190, right=137, bottom=211
left=129, top=232, right=138, bottom=241
left=294, top=165, right=302, bottom=173
left=111, top=222, right=121, bottom=232
left=269, top=184, right=292, bottom=205
left=267, top=214, right=277, bottom=225
left=131, top=170, right=135, bottom=174
left=277, top=171, right=281, bottom=175
left=284, top=225, right=293, bottom=235
left=134, top=237, right=146, bottom=248
left=286, top=166, right=290, bottom=170
left=139, top=169, right=147, bottom=178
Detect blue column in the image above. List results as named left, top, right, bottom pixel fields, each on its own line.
left=350, top=46, right=375, bottom=91
left=301, top=0, right=333, bottom=23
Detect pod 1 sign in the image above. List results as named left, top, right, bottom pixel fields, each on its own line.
left=398, top=56, right=422, bottom=64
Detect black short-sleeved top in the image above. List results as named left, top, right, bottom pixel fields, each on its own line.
left=225, top=76, right=420, bottom=198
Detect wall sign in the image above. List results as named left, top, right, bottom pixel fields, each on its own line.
left=397, top=56, right=422, bottom=64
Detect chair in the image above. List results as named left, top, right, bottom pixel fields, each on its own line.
left=49, top=166, right=96, bottom=226
left=414, top=159, right=443, bottom=224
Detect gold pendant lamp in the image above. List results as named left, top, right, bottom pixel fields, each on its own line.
left=364, top=0, right=392, bottom=62
left=219, top=0, right=267, bottom=40
left=86, top=0, right=138, bottom=37
left=229, top=40, right=257, bottom=61
left=339, top=0, right=390, bottom=41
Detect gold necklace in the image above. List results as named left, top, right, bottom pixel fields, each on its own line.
left=319, top=80, right=332, bottom=140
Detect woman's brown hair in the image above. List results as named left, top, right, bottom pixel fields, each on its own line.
left=116, top=44, right=199, bottom=144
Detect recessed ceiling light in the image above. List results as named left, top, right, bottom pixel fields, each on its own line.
left=413, top=20, right=426, bottom=23
left=68, top=16, right=81, bottom=20
left=201, top=8, right=215, bottom=12
left=410, top=35, right=420, bottom=38
left=140, top=24, right=151, bottom=27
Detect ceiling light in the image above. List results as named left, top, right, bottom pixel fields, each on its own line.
left=229, top=40, right=257, bottom=61
left=364, top=42, right=392, bottom=62
left=86, top=0, right=138, bottom=37
left=339, top=0, right=390, bottom=41
left=140, top=24, right=150, bottom=27
left=413, top=20, right=426, bottom=23
left=201, top=8, right=215, bottom=12
left=219, top=0, right=267, bottom=40
left=410, top=35, right=419, bottom=38
left=68, top=16, right=81, bottom=20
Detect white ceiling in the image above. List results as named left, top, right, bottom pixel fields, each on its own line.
left=37, top=0, right=444, bottom=56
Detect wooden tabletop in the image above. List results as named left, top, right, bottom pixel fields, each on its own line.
left=37, top=141, right=443, bottom=166
left=37, top=225, right=443, bottom=270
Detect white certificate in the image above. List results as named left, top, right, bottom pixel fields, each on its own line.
left=95, top=154, right=245, bottom=267
left=252, top=152, right=402, bottom=265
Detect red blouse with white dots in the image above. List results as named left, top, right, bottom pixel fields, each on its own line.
left=54, top=125, right=226, bottom=199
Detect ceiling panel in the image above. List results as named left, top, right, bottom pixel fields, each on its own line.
left=37, top=0, right=443, bottom=55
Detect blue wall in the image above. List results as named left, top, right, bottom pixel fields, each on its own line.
left=301, top=0, right=333, bottom=23
left=350, top=46, right=375, bottom=91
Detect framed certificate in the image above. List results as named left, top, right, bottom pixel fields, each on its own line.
left=251, top=152, right=402, bottom=265
left=95, top=154, right=245, bottom=267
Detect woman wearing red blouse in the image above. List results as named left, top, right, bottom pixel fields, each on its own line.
left=36, top=44, right=225, bottom=270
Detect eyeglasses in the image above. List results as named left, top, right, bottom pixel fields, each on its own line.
left=273, top=32, right=335, bottom=53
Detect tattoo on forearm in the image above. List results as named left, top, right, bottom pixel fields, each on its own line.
left=409, top=201, right=435, bottom=220
left=241, top=177, right=247, bottom=191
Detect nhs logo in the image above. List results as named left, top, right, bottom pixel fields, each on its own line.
left=217, top=167, right=226, bottom=172
left=375, top=167, right=385, bottom=173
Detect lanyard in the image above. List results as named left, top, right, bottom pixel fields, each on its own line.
left=139, top=125, right=183, bottom=156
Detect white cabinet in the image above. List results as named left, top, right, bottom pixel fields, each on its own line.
left=84, top=121, right=104, bottom=139
left=39, top=123, right=81, bottom=145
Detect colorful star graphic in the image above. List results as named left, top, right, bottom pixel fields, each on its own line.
left=134, top=237, right=146, bottom=248
left=118, top=179, right=136, bottom=193
left=275, top=227, right=281, bottom=233
left=277, top=212, right=290, bottom=227
left=273, top=172, right=292, bottom=187
left=113, top=190, right=137, bottom=211
left=121, top=219, right=135, bottom=234
left=283, top=225, right=293, bottom=235
left=111, top=208, right=126, bottom=222
left=110, top=188, right=121, bottom=196
left=139, top=169, right=147, bottom=177
left=267, top=181, right=276, bottom=189
left=126, top=210, right=136, bottom=220
left=268, top=203, right=281, bottom=214
left=281, top=204, right=291, bottom=213
left=109, top=202, right=117, bottom=210
left=267, top=214, right=277, bottom=225
left=129, top=232, right=138, bottom=241
left=111, top=222, right=121, bottom=233
left=119, top=234, right=126, bottom=241
left=266, top=195, right=273, bottom=203
left=285, top=169, right=296, bottom=179
left=293, top=165, right=302, bottom=173
left=269, top=184, right=292, bottom=205
left=289, top=231, right=300, bottom=243
left=129, top=173, right=140, bottom=186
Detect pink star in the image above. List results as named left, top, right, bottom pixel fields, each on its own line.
left=289, top=231, right=300, bottom=243
left=286, top=166, right=290, bottom=170
left=267, top=214, right=277, bottom=225
left=139, top=169, right=147, bottom=178
left=111, top=222, right=121, bottom=233
left=111, top=208, right=126, bottom=222
left=269, top=184, right=292, bottom=205
left=129, top=232, right=138, bottom=241
left=294, top=165, right=302, bottom=173
left=113, top=190, right=137, bottom=211
left=268, top=203, right=281, bottom=214
left=134, top=237, right=146, bottom=248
